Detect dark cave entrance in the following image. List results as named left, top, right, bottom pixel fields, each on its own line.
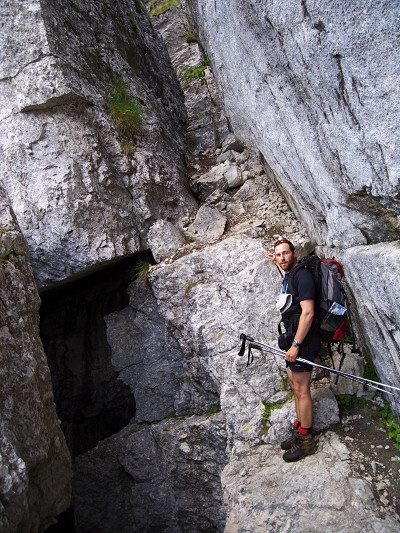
left=39, top=252, right=153, bottom=457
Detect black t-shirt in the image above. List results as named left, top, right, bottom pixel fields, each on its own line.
left=281, top=266, right=320, bottom=355
left=282, top=267, right=315, bottom=319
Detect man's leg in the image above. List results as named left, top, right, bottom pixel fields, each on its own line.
left=287, top=368, right=312, bottom=428
left=283, top=368, right=317, bottom=462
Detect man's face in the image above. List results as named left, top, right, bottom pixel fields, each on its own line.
left=274, top=243, right=297, bottom=273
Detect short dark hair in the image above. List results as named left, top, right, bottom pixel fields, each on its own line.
left=274, top=238, right=295, bottom=253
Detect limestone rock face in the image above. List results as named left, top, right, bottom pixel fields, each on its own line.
left=0, top=0, right=196, bottom=288
left=105, top=280, right=220, bottom=423
left=222, top=432, right=400, bottom=532
left=0, top=188, right=71, bottom=533
left=150, top=3, right=229, bottom=154
left=187, top=0, right=400, bottom=248
left=341, top=242, right=400, bottom=416
left=73, top=413, right=228, bottom=532
left=147, top=236, right=293, bottom=449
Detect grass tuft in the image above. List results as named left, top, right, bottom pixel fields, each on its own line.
left=149, top=0, right=180, bottom=17
left=104, top=77, right=143, bottom=139
left=185, top=32, right=198, bottom=44
left=134, top=0, right=147, bottom=15
left=128, top=259, right=152, bottom=284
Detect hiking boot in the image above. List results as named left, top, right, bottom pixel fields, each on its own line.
left=280, top=428, right=298, bottom=450
left=282, top=434, right=317, bottom=462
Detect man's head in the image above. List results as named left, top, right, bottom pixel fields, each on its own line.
left=274, top=238, right=297, bottom=273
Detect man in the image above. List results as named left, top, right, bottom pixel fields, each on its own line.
left=267, top=238, right=320, bottom=462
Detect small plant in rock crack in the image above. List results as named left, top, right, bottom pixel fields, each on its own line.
left=181, top=55, right=216, bottom=105
left=149, top=0, right=180, bottom=17
left=127, top=259, right=153, bottom=284
left=364, top=364, right=379, bottom=382
left=202, top=405, right=220, bottom=417
left=104, top=77, right=143, bottom=140
left=261, top=400, right=281, bottom=422
left=128, top=15, right=138, bottom=32
left=185, top=32, right=198, bottom=44
left=134, top=0, right=147, bottom=15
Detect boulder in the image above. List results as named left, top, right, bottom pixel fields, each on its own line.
left=147, top=220, right=185, bottom=262
left=263, top=387, right=340, bottom=445
left=190, top=163, right=229, bottom=200
left=224, top=165, right=245, bottom=189
left=186, top=205, right=227, bottom=242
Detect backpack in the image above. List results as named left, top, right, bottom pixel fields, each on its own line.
left=291, top=255, right=347, bottom=343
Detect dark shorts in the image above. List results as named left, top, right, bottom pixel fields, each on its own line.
left=285, top=333, right=321, bottom=373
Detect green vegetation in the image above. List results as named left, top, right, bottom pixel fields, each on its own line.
left=134, top=0, right=147, bottom=15
left=337, top=394, right=367, bottom=413
left=122, top=142, right=133, bottom=156
left=203, top=405, right=220, bottom=417
left=364, top=364, right=378, bottom=382
left=338, top=394, right=400, bottom=450
left=149, top=0, right=180, bottom=17
left=128, top=259, right=153, bottom=284
left=181, top=55, right=217, bottom=105
left=104, top=77, right=143, bottom=139
left=128, top=15, right=138, bottom=32
left=261, top=400, right=281, bottom=422
left=375, top=401, right=400, bottom=450
left=342, top=335, right=354, bottom=345
left=183, top=58, right=209, bottom=83
left=185, top=32, right=198, bottom=44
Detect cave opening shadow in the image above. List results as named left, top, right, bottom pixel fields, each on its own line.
left=39, top=252, right=154, bottom=458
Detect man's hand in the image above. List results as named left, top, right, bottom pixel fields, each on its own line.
left=285, top=345, right=299, bottom=362
left=266, top=252, right=276, bottom=262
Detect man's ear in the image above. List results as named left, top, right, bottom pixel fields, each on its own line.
left=294, top=250, right=298, bottom=258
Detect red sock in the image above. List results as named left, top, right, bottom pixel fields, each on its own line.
left=294, top=420, right=300, bottom=429
left=298, top=426, right=312, bottom=436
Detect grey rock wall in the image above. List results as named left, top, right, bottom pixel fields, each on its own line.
left=73, top=414, right=228, bottom=532
left=0, top=0, right=196, bottom=288
left=341, top=242, right=400, bottom=415
left=0, top=188, right=71, bottom=533
left=186, top=0, right=400, bottom=248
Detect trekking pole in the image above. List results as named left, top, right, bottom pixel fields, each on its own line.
left=238, top=334, right=400, bottom=395
left=248, top=342, right=391, bottom=395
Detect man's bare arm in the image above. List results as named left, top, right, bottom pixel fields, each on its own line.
left=285, top=299, right=314, bottom=362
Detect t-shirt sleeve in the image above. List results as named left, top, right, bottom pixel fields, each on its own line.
left=294, top=268, right=315, bottom=301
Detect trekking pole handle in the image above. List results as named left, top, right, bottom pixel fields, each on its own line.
left=238, top=333, right=254, bottom=357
